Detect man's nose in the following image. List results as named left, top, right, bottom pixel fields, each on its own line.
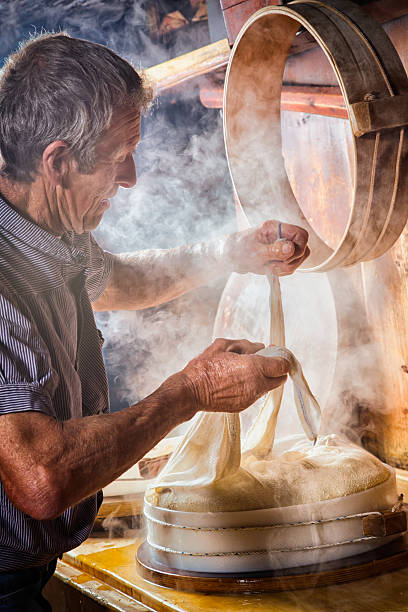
left=116, top=154, right=137, bottom=189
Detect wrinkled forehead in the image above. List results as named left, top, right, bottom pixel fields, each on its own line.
left=97, top=106, right=142, bottom=154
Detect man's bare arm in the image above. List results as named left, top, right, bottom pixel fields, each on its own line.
left=93, top=242, right=227, bottom=311
left=92, top=221, right=309, bottom=311
left=0, top=382, right=191, bottom=521
left=0, top=339, right=289, bottom=520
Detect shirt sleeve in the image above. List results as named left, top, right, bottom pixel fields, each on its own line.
left=85, top=234, right=115, bottom=303
left=0, top=289, right=58, bottom=418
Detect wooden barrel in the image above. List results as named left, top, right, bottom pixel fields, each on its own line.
left=221, top=2, right=408, bottom=470
left=223, top=0, right=408, bottom=271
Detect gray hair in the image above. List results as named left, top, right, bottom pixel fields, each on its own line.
left=0, top=33, right=152, bottom=183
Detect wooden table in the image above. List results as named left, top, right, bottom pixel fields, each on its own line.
left=47, top=536, right=408, bottom=611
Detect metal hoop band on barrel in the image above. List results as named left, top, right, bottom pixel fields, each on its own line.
left=223, top=0, right=408, bottom=272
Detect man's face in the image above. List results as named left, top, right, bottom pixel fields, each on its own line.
left=57, top=106, right=141, bottom=234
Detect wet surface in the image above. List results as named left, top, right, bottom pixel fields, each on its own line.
left=62, top=537, right=408, bottom=611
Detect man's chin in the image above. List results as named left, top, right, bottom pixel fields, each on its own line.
left=83, top=204, right=110, bottom=231
left=83, top=214, right=105, bottom=232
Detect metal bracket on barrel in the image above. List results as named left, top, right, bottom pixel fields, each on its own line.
left=349, top=94, right=408, bottom=137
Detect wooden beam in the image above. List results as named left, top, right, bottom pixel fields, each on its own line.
left=144, top=2, right=408, bottom=98
left=144, top=38, right=230, bottom=95
left=201, top=84, right=347, bottom=118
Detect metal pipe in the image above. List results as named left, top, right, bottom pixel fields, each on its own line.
left=200, top=84, right=347, bottom=119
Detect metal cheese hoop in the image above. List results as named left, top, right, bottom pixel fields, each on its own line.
left=223, top=0, right=408, bottom=272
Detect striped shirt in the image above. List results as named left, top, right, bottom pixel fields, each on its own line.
left=0, top=195, right=113, bottom=571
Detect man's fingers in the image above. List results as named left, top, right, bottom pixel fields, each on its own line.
left=265, top=246, right=310, bottom=276
left=268, top=374, right=288, bottom=389
left=283, top=242, right=310, bottom=264
left=282, top=245, right=310, bottom=268
left=279, top=223, right=309, bottom=259
left=263, top=240, right=295, bottom=261
left=205, top=338, right=265, bottom=357
left=256, top=220, right=281, bottom=244
left=254, top=355, right=290, bottom=379
left=181, top=348, right=291, bottom=414
left=226, top=340, right=265, bottom=354
left=256, top=221, right=309, bottom=267
left=257, top=221, right=308, bottom=256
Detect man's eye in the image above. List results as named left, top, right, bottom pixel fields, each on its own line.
left=116, top=152, right=133, bottom=163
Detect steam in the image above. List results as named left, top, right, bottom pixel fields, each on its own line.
left=95, top=106, right=236, bottom=410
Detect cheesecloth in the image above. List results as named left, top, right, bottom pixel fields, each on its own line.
left=146, top=273, right=389, bottom=513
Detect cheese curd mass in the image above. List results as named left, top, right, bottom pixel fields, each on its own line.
left=147, top=434, right=390, bottom=512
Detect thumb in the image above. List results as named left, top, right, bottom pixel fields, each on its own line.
left=263, top=240, right=295, bottom=261
left=254, top=355, right=290, bottom=379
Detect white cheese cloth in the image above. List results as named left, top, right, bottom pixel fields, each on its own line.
left=147, top=274, right=388, bottom=512
left=148, top=273, right=321, bottom=491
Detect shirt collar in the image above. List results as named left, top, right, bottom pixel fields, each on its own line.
left=0, top=195, right=87, bottom=265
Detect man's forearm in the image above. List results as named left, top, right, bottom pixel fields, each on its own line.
left=0, top=377, right=194, bottom=520
left=93, top=238, right=232, bottom=311
left=0, top=336, right=292, bottom=520
left=93, top=221, right=307, bottom=312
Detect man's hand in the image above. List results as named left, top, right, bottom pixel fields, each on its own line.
left=164, top=338, right=289, bottom=415
left=0, top=337, right=288, bottom=519
left=93, top=220, right=309, bottom=312
left=224, top=219, right=309, bottom=276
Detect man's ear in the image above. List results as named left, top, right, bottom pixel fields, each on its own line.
left=42, top=141, right=70, bottom=186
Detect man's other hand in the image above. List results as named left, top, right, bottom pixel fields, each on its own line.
left=165, top=338, right=289, bottom=415
left=224, top=219, right=309, bottom=276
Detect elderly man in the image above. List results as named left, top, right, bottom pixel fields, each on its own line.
left=0, top=33, right=309, bottom=610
